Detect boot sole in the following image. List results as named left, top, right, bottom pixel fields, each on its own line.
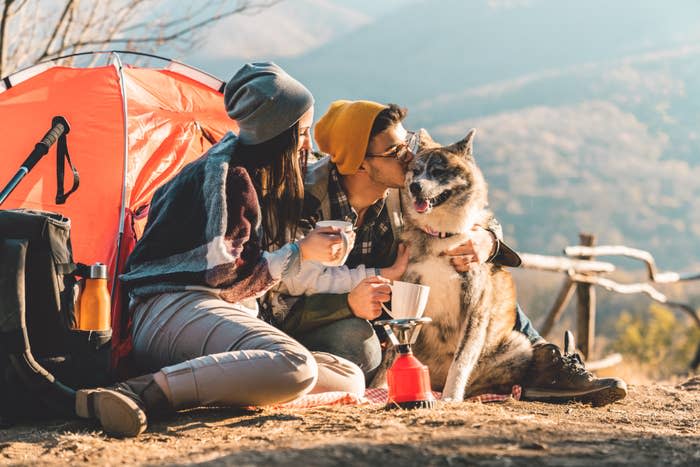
left=76, top=389, right=147, bottom=437
left=522, top=381, right=628, bottom=407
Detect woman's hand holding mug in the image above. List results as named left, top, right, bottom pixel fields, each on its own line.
left=298, top=220, right=355, bottom=267
left=297, top=226, right=347, bottom=264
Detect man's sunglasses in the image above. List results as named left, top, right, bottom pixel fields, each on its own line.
left=365, top=131, right=418, bottom=161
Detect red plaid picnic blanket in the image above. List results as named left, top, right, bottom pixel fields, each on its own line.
left=274, top=385, right=521, bottom=409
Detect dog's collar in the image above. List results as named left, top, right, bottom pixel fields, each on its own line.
left=421, top=225, right=459, bottom=238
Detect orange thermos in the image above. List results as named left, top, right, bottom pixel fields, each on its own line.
left=76, top=262, right=111, bottom=331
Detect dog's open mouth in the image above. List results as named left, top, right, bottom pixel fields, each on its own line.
left=413, top=189, right=452, bottom=213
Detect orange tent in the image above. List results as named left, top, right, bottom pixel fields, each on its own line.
left=0, top=51, right=235, bottom=282
left=0, top=51, right=236, bottom=370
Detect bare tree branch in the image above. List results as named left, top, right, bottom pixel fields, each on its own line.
left=70, top=0, right=114, bottom=58
left=7, top=5, right=30, bottom=67
left=122, top=3, right=221, bottom=33
left=37, top=0, right=74, bottom=62
left=0, top=0, right=16, bottom=72
left=68, top=3, right=256, bottom=49
left=10, top=0, right=27, bottom=11
left=0, top=0, right=281, bottom=77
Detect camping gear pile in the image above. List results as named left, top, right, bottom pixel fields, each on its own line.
left=0, top=51, right=235, bottom=424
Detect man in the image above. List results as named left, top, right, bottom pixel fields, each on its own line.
left=265, top=100, right=626, bottom=405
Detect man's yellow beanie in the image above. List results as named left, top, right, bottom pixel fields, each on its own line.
left=314, top=100, right=388, bottom=175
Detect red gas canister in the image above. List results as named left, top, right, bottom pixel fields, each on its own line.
left=386, top=345, right=436, bottom=409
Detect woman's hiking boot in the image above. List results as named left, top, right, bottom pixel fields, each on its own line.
left=76, top=373, right=170, bottom=437
left=521, top=331, right=627, bottom=406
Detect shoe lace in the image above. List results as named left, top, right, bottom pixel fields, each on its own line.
left=561, top=351, right=590, bottom=379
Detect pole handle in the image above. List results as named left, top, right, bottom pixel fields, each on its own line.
left=0, top=117, right=72, bottom=206
left=22, top=116, right=71, bottom=171
left=39, top=116, right=70, bottom=148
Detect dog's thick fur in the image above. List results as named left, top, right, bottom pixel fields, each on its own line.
left=387, top=129, right=533, bottom=401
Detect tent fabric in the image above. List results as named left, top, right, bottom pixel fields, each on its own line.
left=0, top=67, right=126, bottom=267
left=0, top=63, right=235, bottom=268
left=0, top=55, right=237, bottom=374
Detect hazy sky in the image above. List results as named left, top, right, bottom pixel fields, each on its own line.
left=178, top=0, right=700, bottom=266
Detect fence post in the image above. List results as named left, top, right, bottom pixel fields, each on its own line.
left=576, top=233, right=596, bottom=359
left=540, top=278, right=576, bottom=339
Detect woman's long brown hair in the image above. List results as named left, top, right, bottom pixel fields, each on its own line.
left=235, top=122, right=304, bottom=249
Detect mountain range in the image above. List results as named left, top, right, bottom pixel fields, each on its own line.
left=187, top=0, right=700, bottom=271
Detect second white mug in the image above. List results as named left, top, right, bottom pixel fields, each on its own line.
left=381, top=280, right=430, bottom=319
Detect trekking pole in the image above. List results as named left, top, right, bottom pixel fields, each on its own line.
left=0, top=116, right=70, bottom=206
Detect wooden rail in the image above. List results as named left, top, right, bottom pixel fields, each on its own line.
left=564, top=245, right=700, bottom=283
left=519, top=233, right=700, bottom=370
left=519, top=253, right=615, bottom=274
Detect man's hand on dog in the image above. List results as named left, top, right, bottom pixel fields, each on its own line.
left=348, top=276, right=392, bottom=320
left=442, top=226, right=496, bottom=272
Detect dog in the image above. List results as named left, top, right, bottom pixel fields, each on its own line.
left=393, top=128, right=533, bottom=401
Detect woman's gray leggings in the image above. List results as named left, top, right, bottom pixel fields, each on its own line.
left=130, top=291, right=365, bottom=410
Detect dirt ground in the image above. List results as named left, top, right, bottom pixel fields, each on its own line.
left=1, top=377, right=698, bottom=466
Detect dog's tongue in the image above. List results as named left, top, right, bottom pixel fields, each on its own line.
left=414, top=199, right=430, bottom=213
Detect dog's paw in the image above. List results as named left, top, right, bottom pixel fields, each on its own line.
left=440, top=390, right=465, bottom=403
left=442, top=377, right=467, bottom=402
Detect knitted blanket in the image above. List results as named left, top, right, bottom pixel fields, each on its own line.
left=120, top=132, right=275, bottom=303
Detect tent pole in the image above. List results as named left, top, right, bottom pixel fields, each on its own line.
left=110, top=52, right=130, bottom=297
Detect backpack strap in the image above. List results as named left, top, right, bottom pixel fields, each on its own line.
left=55, top=131, right=79, bottom=205
left=55, top=262, right=90, bottom=277
left=0, top=239, right=28, bottom=354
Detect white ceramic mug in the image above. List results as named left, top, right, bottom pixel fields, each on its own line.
left=314, top=220, right=355, bottom=267
left=381, top=280, right=430, bottom=319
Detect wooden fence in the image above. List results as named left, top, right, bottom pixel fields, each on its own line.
left=519, top=233, right=700, bottom=370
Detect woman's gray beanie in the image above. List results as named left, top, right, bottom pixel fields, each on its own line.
left=224, top=62, right=314, bottom=145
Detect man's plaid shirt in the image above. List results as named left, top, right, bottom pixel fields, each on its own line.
left=301, top=163, right=397, bottom=269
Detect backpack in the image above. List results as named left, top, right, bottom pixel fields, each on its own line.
left=0, top=209, right=112, bottom=425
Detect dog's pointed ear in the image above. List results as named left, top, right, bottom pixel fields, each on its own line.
left=416, top=128, right=439, bottom=152
left=447, top=128, right=476, bottom=157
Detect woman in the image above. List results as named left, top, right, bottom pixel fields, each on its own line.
left=76, top=62, right=366, bottom=438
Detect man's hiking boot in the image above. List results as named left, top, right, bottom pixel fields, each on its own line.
left=521, top=331, right=627, bottom=406
left=76, top=373, right=170, bottom=437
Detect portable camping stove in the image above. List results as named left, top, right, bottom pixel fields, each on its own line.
left=375, top=317, right=436, bottom=409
